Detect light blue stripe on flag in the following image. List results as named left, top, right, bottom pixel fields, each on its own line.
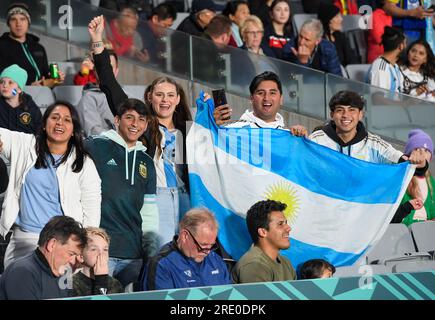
left=187, top=93, right=414, bottom=269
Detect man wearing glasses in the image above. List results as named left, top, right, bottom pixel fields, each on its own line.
left=142, top=208, right=232, bottom=290
left=233, top=200, right=296, bottom=283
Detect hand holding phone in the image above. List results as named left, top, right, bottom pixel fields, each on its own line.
left=212, top=89, right=227, bottom=107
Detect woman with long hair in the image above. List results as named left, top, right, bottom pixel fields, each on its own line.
left=0, top=101, right=101, bottom=268
left=261, top=0, right=294, bottom=59
left=399, top=39, right=435, bottom=102
left=317, top=1, right=358, bottom=66
left=89, top=15, right=192, bottom=246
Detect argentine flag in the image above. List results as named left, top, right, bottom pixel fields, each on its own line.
left=187, top=94, right=415, bottom=269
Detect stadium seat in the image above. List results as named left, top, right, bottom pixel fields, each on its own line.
left=342, top=14, right=366, bottom=32
left=410, top=221, right=435, bottom=257
left=345, top=64, right=370, bottom=83
left=123, top=85, right=146, bottom=100
left=392, top=260, right=435, bottom=273
left=292, top=13, right=316, bottom=36
left=334, top=264, right=391, bottom=278
left=366, top=224, right=432, bottom=266
left=24, top=86, right=56, bottom=114
left=53, top=85, right=84, bottom=108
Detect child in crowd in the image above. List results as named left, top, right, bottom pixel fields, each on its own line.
left=397, top=129, right=435, bottom=225
left=299, top=259, right=335, bottom=279
left=0, top=64, right=42, bottom=134
left=399, top=39, right=435, bottom=102
left=73, top=227, right=124, bottom=296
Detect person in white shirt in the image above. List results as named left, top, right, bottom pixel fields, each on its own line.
left=399, top=39, right=435, bottom=102
left=213, top=71, right=307, bottom=135
left=367, top=26, right=406, bottom=94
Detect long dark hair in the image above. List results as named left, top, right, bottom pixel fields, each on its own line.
left=401, top=39, right=435, bottom=78
left=35, top=101, right=90, bottom=173
left=270, top=0, right=293, bottom=36
left=145, top=76, right=192, bottom=138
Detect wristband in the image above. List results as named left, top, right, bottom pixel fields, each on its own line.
left=91, top=41, right=103, bottom=49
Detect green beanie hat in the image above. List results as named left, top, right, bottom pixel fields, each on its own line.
left=0, top=64, right=28, bottom=90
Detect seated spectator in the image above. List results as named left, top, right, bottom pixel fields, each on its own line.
left=0, top=101, right=101, bottom=269
left=143, top=208, right=232, bottom=290
left=261, top=0, right=294, bottom=59
left=282, top=19, right=342, bottom=76
left=317, top=1, right=358, bottom=66
left=73, top=39, right=113, bottom=86
left=367, top=26, right=406, bottom=93
left=213, top=71, right=307, bottom=136
left=333, top=0, right=358, bottom=15
left=309, top=90, right=427, bottom=169
left=73, top=227, right=124, bottom=296
left=0, top=216, right=87, bottom=300
left=192, top=15, right=233, bottom=86
left=176, top=0, right=218, bottom=37
left=233, top=200, right=296, bottom=283
left=232, top=15, right=279, bottom=86
left=249, top=0, right=276, bottom=27
left=0, top=64, right=42, bottom=134
left=0, top=3, right=65, bottom=88
left=222, top=1, right=251, bottom=47
left=240, top=15, right=271, bottom=55
left=138, top=2, right=177, bottom=67
left=105, top=7, right=147, bottom=62
left=392, top=129, right=435, bottom=225
left=75, top=50, right=118, bottom=137
left=367, top=0, right=392, bottom=64
left=399, top=39, right=435, bottom=102
left=299, top=259, right=335, bottom=279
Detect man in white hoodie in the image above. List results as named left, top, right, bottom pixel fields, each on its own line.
left=84, top=98, right=158, bottom=288
left=213, top=71, right=307, bottom=135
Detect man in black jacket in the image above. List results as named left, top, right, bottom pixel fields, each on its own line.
left=0, top=3, right=64, bottom=87
left=0, top=216, right=87, bottom=300
left=176, top=0, right=219, bottom=37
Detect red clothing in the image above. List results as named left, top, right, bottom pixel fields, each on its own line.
left=73, top=69, right=97, bottom=85
left=367, top=9, right=392, bottom=63
left=333, top=0, right=358, bottom=15
left=107, top=19, right=134, bottom=56
left=228, top=35, right=238, bottom=47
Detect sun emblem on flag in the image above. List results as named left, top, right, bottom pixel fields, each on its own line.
left=263, top=181, right=300, bottom=224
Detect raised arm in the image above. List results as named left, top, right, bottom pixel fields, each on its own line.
left=88, top=15, right=128, bottom=116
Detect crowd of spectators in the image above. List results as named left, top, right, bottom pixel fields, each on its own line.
left=0, top=0, right=434, bottom=300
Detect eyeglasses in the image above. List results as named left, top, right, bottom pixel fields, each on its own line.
left=185, top=228, right=219, bottom=253
left=245, top=30, right=264, bottom=36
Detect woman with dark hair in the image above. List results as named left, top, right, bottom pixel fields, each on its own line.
left=399, top=39, right=435, bottom=101
left=261, top=0, right=294, bottom=59
left=89, top=15, right=192, bottom=246
left=0, top=101, right=101, bottom=268
left=317, top=1, right=358, bottom=66
left=222, top=1, right=250, bottom=47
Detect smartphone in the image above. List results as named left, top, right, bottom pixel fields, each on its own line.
left=212, top=89, right=230, bottom=120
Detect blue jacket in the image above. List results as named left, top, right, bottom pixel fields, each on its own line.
left=282, top=38, right=343, bottom=76
left=143, top=237, right=232, bottom=290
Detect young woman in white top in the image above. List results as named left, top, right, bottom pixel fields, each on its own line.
left=400, top=39, right=435, bottom=102
left=0, top=101, right=101, bottom=268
